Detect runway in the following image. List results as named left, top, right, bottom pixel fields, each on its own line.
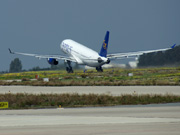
left=0, top=86, right=180, bottom=134
left=0, top=86, right=180, bottom=95
left=0, top=104, right=180, bottom=135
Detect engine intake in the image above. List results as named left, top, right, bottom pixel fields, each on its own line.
left=48, top=58, right=58, bottom=65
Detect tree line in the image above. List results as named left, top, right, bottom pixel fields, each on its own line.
left=138, top=45, right=180, bottom=67
left=8, top=58, right=81, bottom=73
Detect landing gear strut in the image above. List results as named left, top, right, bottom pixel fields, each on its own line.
left=96, top=66, right=103, bottom=72
left=65, top=60, right=73, bottom=73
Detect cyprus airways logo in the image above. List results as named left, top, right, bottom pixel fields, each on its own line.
left=103, top=40, right=107, bottom=50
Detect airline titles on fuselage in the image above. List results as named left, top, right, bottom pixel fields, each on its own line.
left=61, top=42, right=73, bottom=54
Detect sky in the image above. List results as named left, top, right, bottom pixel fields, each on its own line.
left=0, top=0, right=180, bottom=71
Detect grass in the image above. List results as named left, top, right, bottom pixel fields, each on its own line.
left=1, top=67, right=179, bottom=109
left=1, top=93, right=180, bottom=109
left=0, top=67, right=180, bottom=86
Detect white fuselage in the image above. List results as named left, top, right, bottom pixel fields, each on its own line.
left=60, top=39, right=108, bottom=67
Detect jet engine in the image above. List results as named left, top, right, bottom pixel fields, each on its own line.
left=98, top=57, right=110, bottom=64
left=106, top=58, right=110, bottom=64
left=98, top=57, right=103, bottom=63
left=48, top=58, right=58, bottom=65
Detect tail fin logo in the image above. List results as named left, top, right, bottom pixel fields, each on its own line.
left=99, top=31, right=109, bottom=57
left=103, top=40, right=107, bottom=50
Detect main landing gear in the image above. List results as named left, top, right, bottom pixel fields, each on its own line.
left=65, top=60, right=73, bottom=73
left=96, top=66, right=103, bottom=72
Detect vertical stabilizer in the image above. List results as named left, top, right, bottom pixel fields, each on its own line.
left=99, top=31, right=109, bottom=57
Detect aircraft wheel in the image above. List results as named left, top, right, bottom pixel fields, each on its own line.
left=96, top=67, right=103, bottom=72
left=66, top=67, right=73, bottom=73
left=66, top=67, right=69, bottom=72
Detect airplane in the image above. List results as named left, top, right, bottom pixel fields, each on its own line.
left=9, top=31, right=176, bottom=73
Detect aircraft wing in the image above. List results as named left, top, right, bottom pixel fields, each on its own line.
left=107, top=44, right=176, bottom=59
left=8, top=49, right=77, bottom=62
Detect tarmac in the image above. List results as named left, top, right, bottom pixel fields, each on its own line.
left=0, top=103, right=180, bottom=135
left=0, top=86, right=180, bottom=95
left=0, top=86, right=180, bottom=135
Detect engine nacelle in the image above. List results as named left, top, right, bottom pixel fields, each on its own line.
left=98, top=57, right=103, bottom=63
left=48, top=58, right=58, bottom=65
left=106, top=58, right=110, bottom=64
